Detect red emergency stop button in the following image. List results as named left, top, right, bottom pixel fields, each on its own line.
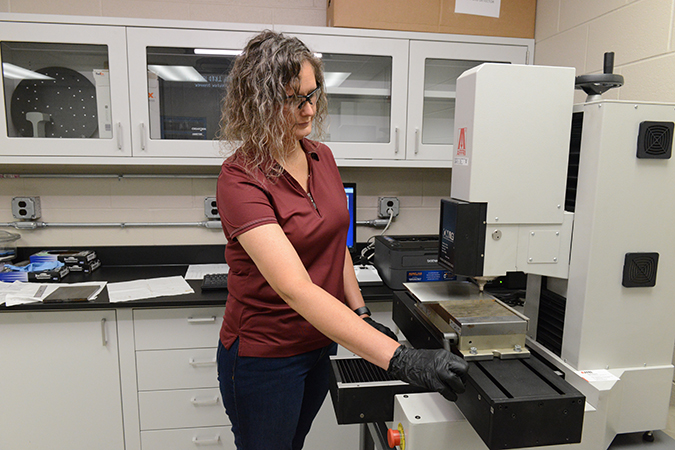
left=387, top=428, right=401, bottom=448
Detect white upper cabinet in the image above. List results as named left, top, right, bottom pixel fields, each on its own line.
left=0, top=22, right=132, bottom=157
left=126, top=27, right=256, bottom=159
left=406, top=40, right=529, bottom=163
left=0, top=14, right=533, bottom=167
left=287, top=33, right=409, bottom=161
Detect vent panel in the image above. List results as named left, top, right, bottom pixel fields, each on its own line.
left=622, top=252, right=659, bottom=288
left=335, top=358, right=396, bottom=383
left=637, top=122, right=673, bottom=159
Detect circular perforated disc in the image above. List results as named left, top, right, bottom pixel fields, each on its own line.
left=11, top=66, right=98, bottom=138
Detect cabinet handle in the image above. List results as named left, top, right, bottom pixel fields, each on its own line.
left=140, top=123, right=147, bottom=151
left=394, top=127, right=399, bottom=154
left=192, top=435, right=221, bottom=446
left=415, top=127, right=420, bottom=154
left=191, top=396, right=220, bottom=407
left=101, top=318, right=108, bottom=346
left=189, top=357, right=217, bottom=367
left=116, top=123, right=123, bottom=150
left=187, top=316, right=217, bottom=324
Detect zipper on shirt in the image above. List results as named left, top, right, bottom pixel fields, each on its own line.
left=307, top=191, right=318, bottom=211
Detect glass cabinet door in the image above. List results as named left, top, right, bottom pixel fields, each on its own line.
left=126, top=27, right=256, bottom=159
left=0, top=22, right=131, bottom=157
left=407, top=40, right=529, bottom=162
left=288, top=33, right=409, bottom=161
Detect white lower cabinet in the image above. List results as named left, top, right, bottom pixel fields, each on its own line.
left=136, top=347, right=219, bottom=390
left=0, top=309, right=125, bottom=450
left=141, top=426, right=235, bottom=450
left=139, top=388, right=229, bottom=430
left=133, top=306, right=235, bottom=450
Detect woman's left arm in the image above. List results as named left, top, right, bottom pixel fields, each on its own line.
left=343, top=247, right=367, bottom=316
left=343, top=247, right=398, bottom=340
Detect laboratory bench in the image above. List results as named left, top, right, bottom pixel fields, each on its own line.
left=0, top=244, right=391, bottom=450
left=2, top=244, right=393, bottom=311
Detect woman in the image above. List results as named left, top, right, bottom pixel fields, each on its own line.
left=216, top=30, right=468, bottom=450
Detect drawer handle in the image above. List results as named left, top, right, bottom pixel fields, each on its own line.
left=191, top=396, right=220, bottom=407
left=187, top=316, right=216, bottom=324
left=101, top=318, right=108, bottom=346
left=116, top=122, right=123, bottom=150
left=189, top=357, right=217, bottom=367
left=192, top=435, right=221, bottom=446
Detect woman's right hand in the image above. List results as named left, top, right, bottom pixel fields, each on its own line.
left=386, top=345, right=469, bottom=401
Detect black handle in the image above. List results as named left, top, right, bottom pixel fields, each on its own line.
left=603, top=52, right=615, bottom=74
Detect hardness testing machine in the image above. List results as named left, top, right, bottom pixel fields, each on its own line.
left=330, top=61, right=675, bottom=450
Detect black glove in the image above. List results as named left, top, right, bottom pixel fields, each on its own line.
left=363, top=316, right=398, bottom=341
left=387, top=345, right=469, bottom=402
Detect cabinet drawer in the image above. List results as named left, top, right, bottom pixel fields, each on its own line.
left=139, top=388, right=229, bottom=430
left=141, top=426, right=236, bottom=450
left=137, top=348, right=218, bottom=391
left=134, top=307, right=224, bottom=350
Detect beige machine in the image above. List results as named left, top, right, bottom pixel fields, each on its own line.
left=390, top=63, right=675, bottom=450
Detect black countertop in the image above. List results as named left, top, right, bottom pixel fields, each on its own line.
left=2, top=245, right=393, bottom=311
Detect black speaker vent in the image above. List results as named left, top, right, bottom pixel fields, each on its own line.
left=637, top=122, right=673, bottom=159
left=622, top=253, right=659, bottom=288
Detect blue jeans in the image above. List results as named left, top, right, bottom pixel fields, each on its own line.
left=217, top=339, right=338, bottom=450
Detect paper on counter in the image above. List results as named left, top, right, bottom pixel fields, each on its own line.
left=0, top=281, right=106, bottom=307
left=185, top=263, right=229, bottom=280
left=107, top=275, right=194, bottom=303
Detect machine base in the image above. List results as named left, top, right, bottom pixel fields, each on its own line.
left=393, top=289, right=585, bottom=449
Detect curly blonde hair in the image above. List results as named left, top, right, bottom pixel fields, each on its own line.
left=218, top=30, right=327, bottom=178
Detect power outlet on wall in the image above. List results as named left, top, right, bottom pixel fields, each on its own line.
left=204, top=197, right=219, bottom=219
left=12, top=196, right=41, bottom=220
left=378, top=197, right=400, bottom=218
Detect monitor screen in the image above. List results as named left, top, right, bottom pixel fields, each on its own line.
left=344, top=183, right=357, bottom=250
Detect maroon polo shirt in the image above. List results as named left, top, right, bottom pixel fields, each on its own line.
left=216, top=139, right=350, bottom=357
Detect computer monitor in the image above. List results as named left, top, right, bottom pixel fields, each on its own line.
left=343, top=183, right=357, bottom=251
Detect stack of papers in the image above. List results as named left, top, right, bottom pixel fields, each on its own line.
left=0, top=281, right=106, bottom=307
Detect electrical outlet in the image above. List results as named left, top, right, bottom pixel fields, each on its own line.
left=378, top=197, right=400, bottom=218
left=12, top=196, right=41, bottom=220
left=204, top=197, right=219, bottom=219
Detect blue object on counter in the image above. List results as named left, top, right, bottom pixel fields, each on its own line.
left=4, top=261, right=65, bottom=272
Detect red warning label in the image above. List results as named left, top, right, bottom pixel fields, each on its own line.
left=457, top=127, right=467, bottom=156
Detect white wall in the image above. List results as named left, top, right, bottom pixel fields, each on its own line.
left=0, top=168, right=451, bottom=248
left=535, top=0, right=675, bottom=104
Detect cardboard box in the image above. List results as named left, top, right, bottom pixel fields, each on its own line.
left=326, top=0, right=536, bottom=39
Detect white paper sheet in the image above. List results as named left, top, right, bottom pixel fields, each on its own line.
left=0, top=281, right=106, bottom=307
left=455, top=0, right=501, bottom=18
left=185, top=264, right=229, bottom=280
left=106, top=275, right=194, bottom=303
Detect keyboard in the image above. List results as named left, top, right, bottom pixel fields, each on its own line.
left=201, top=273, right=229, bottom=291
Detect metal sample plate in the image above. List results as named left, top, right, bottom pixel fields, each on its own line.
left=405, top=281, right=529, bottom=360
